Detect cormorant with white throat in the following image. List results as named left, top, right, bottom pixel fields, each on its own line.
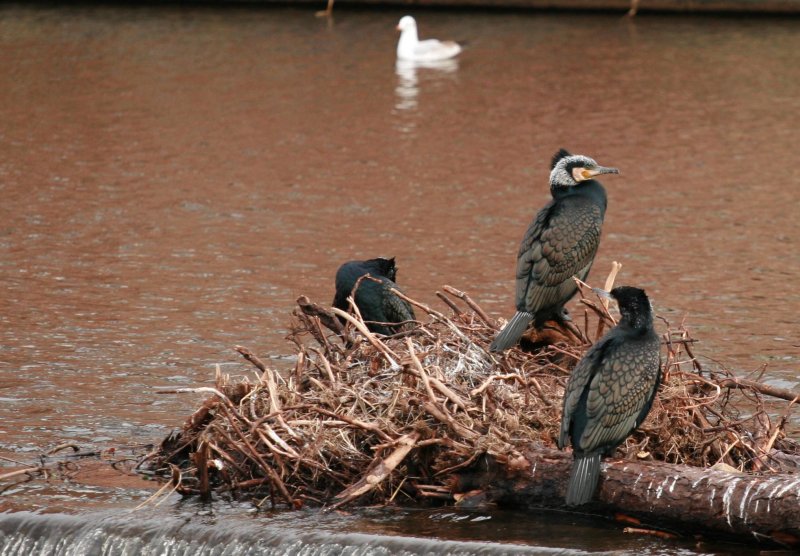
left=490, top=149, right=618, bottom=352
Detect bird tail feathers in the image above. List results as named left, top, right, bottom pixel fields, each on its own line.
left=565, top=453, right=601, bottom=506
left=489, top=311, right=533, bottom=352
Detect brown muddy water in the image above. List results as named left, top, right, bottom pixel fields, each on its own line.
left=0, top=3, right=798, bottom=554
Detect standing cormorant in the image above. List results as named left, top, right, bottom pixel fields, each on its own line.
left=490, top=149, right=619, bottom=352
left=558, top=286, right=661, bottom=506
left=333, top=257, right=416, bottom=336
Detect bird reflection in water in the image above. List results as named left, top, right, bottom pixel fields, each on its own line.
left=394, top=58, right=459, bottom=113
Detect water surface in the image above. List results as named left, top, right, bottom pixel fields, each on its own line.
left=0, top=4, right=798, bottom=553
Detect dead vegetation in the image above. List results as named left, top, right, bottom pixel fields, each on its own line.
left=138, top=266, right=799, bottom=516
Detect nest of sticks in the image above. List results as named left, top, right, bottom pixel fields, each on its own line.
left=141, top=270, right=800, bottom=510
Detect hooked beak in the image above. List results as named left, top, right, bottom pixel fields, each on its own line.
left=591, top=287, right=612, bottom=300
left=592, top=287, right=618, bottom=314
left=588, top=166, right=620, bottom=177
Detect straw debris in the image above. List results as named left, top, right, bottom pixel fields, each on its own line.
left=141, top=274, right=799, bottom=513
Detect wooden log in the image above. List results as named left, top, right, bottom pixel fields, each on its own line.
left=453, top=447, right=800, bottom=546
left=718, top=376, right=800, bottom=404
left=330, top=431, right=421, bottom=510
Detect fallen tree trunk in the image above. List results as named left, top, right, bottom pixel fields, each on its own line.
left=454, top=447, right=800, bottom=546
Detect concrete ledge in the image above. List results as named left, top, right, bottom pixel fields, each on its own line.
left=248, top=0, right=800, bottom=13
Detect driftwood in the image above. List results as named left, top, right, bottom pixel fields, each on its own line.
left=142, top=268, right=800, bottom=547
left=454, top=447, right=800, bottom=545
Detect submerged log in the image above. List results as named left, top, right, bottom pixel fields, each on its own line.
left=453, top=447, right=800, bottom=546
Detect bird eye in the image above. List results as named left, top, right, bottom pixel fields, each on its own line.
left=571, top=167, right=587, bottom=182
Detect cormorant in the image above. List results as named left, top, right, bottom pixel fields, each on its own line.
left=558, top=286, right=661, bottom=506
left=333, top=257, right=416, bottom=336
left=490, top=149, right=619, bottom=352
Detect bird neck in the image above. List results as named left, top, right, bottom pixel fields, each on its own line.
left=552, top=180, right=607, bottom=212
left=618, top=312, right=653, bottom=335
left=399, top=27, right=419, bottom=47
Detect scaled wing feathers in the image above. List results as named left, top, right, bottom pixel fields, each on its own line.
left=516, top=198, right=602, bottom=313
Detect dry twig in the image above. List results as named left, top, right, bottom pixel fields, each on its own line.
left=143, top=269, right=800, bottom=511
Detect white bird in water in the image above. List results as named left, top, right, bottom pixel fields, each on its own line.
left=396, top=16, right=461, bottom=62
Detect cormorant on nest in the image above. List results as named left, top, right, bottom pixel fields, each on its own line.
left=491, top=149, right=619, bottom=352
left=333, top=257, right=416, bottom=336
left=558, top=286, right=662, bottom=506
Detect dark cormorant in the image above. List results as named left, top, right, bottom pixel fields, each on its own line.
left=333, top=257, right=416, bottom=336
left=490, top=149, right=619, bottom=352
left=558, top=286, right=661, bottom=506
